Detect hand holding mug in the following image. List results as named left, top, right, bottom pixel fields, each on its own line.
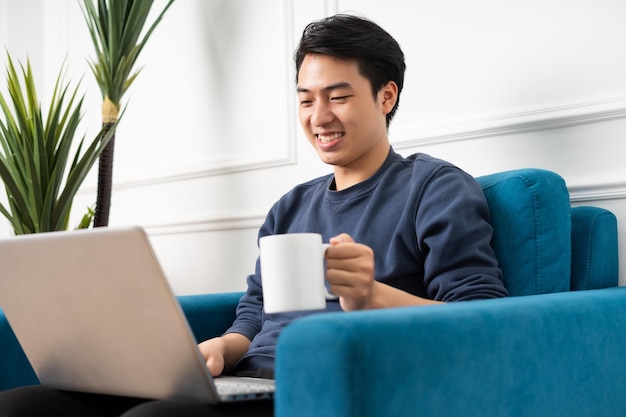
left=325, top=233, right=376, bottom=311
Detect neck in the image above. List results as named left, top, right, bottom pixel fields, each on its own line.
left=332, top=144, right=391, bottom=191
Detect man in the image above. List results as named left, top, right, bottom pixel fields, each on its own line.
left=198, top=13, right=508, bottom=379
left=0, top=13, right=508, bottom=417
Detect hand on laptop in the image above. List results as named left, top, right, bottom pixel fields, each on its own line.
left=198, top=333, right=251, bottom=376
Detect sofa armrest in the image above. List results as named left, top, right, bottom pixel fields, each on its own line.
left=571, top=206, right=619, bottom=290
left=275, top=287, right=626, bottom=417
left=177, top=291, right=242, bottom=342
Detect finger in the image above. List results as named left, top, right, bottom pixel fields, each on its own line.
left=326, top=243, right=373, bottom=262
left=329, top=233, right=354, bottom=245
left=326, top=255, right=365, bottom=272
left=205, top=356, right=225, bottom=377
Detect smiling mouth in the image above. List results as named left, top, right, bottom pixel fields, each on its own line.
left=316, top=132, right=344, bottom=143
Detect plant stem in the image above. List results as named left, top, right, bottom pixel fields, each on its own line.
left=94, top=123, right=115, bottom=227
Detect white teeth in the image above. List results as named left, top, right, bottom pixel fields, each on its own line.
left=318, top=132, right=342, bottom=143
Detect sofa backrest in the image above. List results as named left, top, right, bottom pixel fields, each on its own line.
left=476, top=168, right=619, bottom=296
left=476, top=169, right=573, bottom=296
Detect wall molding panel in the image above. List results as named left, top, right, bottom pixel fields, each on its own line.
left=143, top=213, right=266, bottom=236
left=77, top=0, right=300, bottom=193
left=325, top=0, right=339, bottom=15
left=113, top=0, right=299, bottom=189
left=569, top=182, right=626, bottom=203
left=391, top=96, right=626, bottom=149
left=110, top=143, right=298, bottom=191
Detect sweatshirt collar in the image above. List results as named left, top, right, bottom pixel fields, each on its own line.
left=325, top=146, right=400, bottom=199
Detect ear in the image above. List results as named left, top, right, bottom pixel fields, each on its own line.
left=380, top=81, right=398, bottom=115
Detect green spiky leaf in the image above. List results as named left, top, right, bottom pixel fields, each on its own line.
left=80, top=0, right=175, bottom=108
left=0, top=53, right=117, bottom=234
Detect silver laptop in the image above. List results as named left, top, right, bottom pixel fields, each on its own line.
left=0, top=226, right=274, bottom=403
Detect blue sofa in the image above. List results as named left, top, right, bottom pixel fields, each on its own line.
left=0, top=168, right=622, bottom=416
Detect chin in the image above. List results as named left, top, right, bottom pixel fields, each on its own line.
left=318, top=155, right=342, bottom=167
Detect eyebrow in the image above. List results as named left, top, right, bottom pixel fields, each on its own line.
left=296, top=82, right=353, bottom=93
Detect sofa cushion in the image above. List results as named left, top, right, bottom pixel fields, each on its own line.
left=476, top=169, right=571, bottom=296
left=570, top=206, right=619, bottom=290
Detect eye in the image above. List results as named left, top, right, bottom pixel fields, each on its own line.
left=330, top=95, right=350, bottom=102
left=299, top=99, right=313, bottom=107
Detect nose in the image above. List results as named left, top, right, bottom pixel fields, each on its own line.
left=310, top=101, right=334, bottom=127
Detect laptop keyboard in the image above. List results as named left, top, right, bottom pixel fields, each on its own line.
left=216, top=380, right=274, bottom=394
left=215, top=378, right=275, bottom=401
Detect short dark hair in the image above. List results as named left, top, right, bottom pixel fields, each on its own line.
left=295, top=14, right=406, bottom=127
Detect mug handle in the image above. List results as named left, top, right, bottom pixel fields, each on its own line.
left=322, top=243, right=339, bottom=300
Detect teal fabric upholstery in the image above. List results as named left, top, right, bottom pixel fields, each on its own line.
left=570, top=206, right=619, bottom=290
left=177, top=292, right=241, bottom=342
left=0, top=168, right=621, bottom=417
left=276, top=288, right=626, bottom=417
left=0, top=314, right=37, bottom=390
left=476, top=169, right=572, bottom=296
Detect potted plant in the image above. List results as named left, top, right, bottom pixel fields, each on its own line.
left=80, top=0, right=175, bottom=227
left=0, top=54, right=116, bottom=234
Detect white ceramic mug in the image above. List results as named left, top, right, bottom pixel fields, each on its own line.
left=260, top=233, right=337, bottom=313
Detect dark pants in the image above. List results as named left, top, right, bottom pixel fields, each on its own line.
left=0, top=386, right=274, bottom=417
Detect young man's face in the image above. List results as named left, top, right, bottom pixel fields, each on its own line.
left=296, top=54, right=396, bottom=177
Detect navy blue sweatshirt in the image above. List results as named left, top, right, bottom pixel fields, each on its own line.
left=226, top=148, right=508, bottom=373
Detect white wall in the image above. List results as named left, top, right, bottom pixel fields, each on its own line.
left=1, top=0, right=625, bottom=294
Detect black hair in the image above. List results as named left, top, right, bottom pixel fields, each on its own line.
left=295, top=14, right=406, bottom=127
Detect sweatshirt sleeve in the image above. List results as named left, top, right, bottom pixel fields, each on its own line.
left=223, top=205, right=277, bottom=340
left=416, top=166, right=509, bottom=301
left=223, top=268, right=264, bottom=341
